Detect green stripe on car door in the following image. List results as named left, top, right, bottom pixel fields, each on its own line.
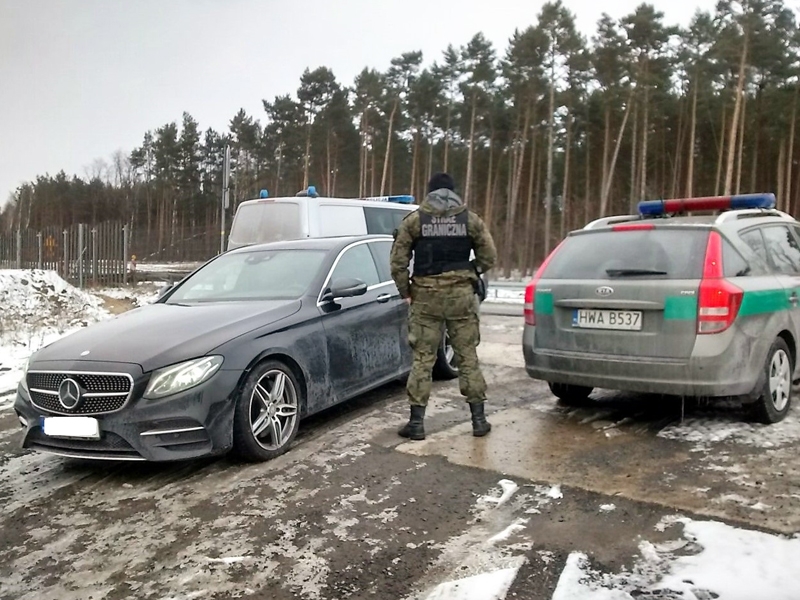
left=739, top=288, right=790, bottom=316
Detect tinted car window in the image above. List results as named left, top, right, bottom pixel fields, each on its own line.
left=365, top=207, right=409, bottom=234
left=762, top=225, right=800, bottom=275
left=168, top=249, right=326, bottom=302
left=368, top=240, right=394, bottom=282
left=722, top=239, right=751, bottom=278
left=542, top=229, right=708, bottom=280
left=228, top=202, right=301, bottom=246
left=331, top=243, right=381, bottom=286
left=739, top=228, right=770, bottom=265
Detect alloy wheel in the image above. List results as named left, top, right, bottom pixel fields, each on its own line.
left=249, top=369, right=299, bottom=451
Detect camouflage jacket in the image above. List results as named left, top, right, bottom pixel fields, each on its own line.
left=390, top=188, right=497, bottom=299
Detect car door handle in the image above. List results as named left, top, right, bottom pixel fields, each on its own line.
left=376, top=294, right=392, bottom=303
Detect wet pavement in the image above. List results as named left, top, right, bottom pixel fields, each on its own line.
left=0, top=315, right=798, bottom=599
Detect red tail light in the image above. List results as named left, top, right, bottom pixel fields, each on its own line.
left=524, top=241, right=565, bottom=326
left=697, top=231, right=743, bottom=334
left=612, top=223, right=655, bottom=231
left=524, top=281, right=535, bottom=325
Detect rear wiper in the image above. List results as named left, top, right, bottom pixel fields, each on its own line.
left=606, top=268, right=668, bottom=277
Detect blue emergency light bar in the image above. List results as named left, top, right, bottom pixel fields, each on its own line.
left=360, top=195, right=415, bottom=204
left=638, top=193, right=776, bottom=216
left=259, top=189, right=269, bottom=198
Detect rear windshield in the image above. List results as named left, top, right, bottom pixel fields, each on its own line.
left=228, top=202, right=301, bottom=246
left=542, top=229, right=709, bottom=280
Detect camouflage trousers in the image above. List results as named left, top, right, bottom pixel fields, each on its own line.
left=406, top=283, right=487, bottom=406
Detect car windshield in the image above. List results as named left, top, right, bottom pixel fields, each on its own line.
left=166, top=249, right=327, bottom=302
left=542, top=229, right=709, bottom=280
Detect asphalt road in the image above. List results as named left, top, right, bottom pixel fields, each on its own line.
left=1, top=315, right=798, bottom=599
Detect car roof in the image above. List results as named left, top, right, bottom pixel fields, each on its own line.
left=581, top=209, right=796, bottom=235
left=225, top=234, right=392, bottom=255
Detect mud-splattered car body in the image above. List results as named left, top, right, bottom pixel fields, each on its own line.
left=13, top=235, right=454, bottom=462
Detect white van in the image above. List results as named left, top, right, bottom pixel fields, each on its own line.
left=227, top=186, right=416, bottom=250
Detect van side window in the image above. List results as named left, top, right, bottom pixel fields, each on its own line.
left=330, top=244, right=381, bottom=287
left=365, top=207, right=410, bottom=235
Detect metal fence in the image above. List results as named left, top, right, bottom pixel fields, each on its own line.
left=0, top=222, right=222, bottom=287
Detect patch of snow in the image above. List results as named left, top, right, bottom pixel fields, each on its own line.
left=94, top=283, right=160, bottom=307
left=546, top=485, right=563, bottom=499
left=424, top=566, right=520, bottom=600
left=657, top=411, right=800, bottom=449
left=478, top=479, right=519, bottom=509
left=205, top=556, right=248, bottom=565
left=482, top=287, right=524, bottom=305
left=552, top=553, right=632, bottom=600
left=0, top=270, right=111, bottom=407
left=551, top=518, right=800, bottom=599
left=487, top=518, right=527, bottom=544
left=599, top=504, right=616, bottom=512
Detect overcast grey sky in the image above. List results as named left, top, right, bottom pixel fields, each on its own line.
left=0, top=0, right=717, bottom=206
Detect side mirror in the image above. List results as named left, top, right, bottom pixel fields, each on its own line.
left=322, top=277, right=368, bottom=302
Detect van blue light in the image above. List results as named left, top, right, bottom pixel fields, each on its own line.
left=638, top=193, right=776, bottom=216
left=259, top=189, right=269, bottom=198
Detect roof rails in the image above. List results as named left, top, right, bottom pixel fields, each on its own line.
left=714, top=208, right=795, bottom=224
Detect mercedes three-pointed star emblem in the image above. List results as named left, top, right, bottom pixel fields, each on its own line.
left=58, top=378, right=82, bottom=410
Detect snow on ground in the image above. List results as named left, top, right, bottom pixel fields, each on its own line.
left=483, top=287, right=524, bottom=304
left=0, top=270, right=111, bottom=404
left=93, top=282, right=161, bottom=307
left=0, top=270, right=157, bottom=408
left=551, top=516, right=800, bottom=599
left=657, top=409, right=800, bottom=449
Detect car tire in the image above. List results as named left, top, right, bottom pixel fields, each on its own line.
left=751, top=338, right=793, bottom=424
left=232, top=360, right=302, bottom=462
left=549, top=382, right=594, bottom=406
left=433, top=328, right=459, bottom=380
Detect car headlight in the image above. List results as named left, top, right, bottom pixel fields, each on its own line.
left=143, top=356, right=223, bottom=400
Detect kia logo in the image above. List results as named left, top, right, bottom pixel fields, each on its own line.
left=596, top=286, right=614, bottom=297
left=58, top=378, right=82, bottom=410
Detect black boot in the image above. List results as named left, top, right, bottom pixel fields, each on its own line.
left=470, top=402, right=491, bottom=437
left=398, top=405, right=426, bottom=440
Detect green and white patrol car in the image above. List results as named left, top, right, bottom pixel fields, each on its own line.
left=523, top=193, right=799, bottom=423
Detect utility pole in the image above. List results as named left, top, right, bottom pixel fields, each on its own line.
left=221, top=145, right=230, bottom=254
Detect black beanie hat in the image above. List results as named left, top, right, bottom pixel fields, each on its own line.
left=427, top=172, right=455, bottom=193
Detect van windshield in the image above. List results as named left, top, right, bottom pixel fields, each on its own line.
left=228, top=202, right=301, bottom=247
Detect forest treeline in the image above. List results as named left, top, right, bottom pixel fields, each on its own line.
left=2, top=0, right=799, bottom=272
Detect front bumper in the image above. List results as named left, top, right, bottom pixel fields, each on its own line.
left=13, top=369, right=242, bottom=462
left=522, top=326, right=760, bottom=399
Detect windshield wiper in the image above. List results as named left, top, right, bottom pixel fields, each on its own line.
left=606, top=268, right=668, bottom=277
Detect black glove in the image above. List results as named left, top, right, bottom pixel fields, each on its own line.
left=471, top=261, right=487, bottom=303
